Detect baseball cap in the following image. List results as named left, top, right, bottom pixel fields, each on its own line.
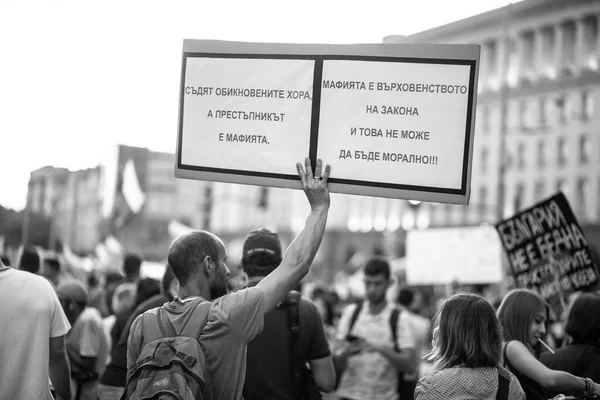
left=56, top=280, right=89, bottom=304
left=242, top=229, right=282, bottom=261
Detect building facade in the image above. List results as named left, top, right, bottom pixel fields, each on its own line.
left=385, top=0, right=600, bottom=227
left=24, top=166, right=102, bottom=253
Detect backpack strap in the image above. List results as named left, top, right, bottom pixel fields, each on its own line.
left=180, top=301, right=212, bottom=340
left=140, top=309, right=165, bottom=345
left=389, top=307, right=401, bottom=352
left=496, top=366, right=510, bottom=400
left=156, top=308, right=178, bottom=337
left=347, top=302, right=363, bottom=337
left=179, top=300, right=212, bottom=340
left=285, top=290, right=303, bottom=392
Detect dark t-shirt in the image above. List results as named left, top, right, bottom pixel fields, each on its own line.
left=111, top=308, right=135, bottom=351
left=503, top=341, right=549, bottom=400
left=100, top=294, right=169, bottom=387
left=243, top=293, right=331, bottom=400
left=540, top=340, right=600, bottom=397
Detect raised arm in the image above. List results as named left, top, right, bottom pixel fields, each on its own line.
left=506, top=340, right=600, bottom=395
left=256, top=157, right=331, bottom=313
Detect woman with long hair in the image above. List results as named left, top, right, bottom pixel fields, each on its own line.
left=541, top=292, right=600, bottom=396
left=415, top=292, right=525, bottom=400
left=497, top=289, right=600, bottom=399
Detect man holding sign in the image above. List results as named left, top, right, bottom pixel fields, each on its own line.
left=126, top=158, right=331, bottom=400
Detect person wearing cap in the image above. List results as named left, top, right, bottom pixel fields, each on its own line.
left=57, top=280, right=109, bottom=400
left=0, top=256, right=72, bottom=400
left=242, top=228, right=336, bottom=400
left=126, top=158, right=331, bottom=400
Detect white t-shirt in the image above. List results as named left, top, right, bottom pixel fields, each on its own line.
left=68, top=307, right=110, bottom=400
left=335, top=301, right=416, bottom=400
left=0, top=268, right=71, bottom=400
left=102, top=314, right=117, bottom=365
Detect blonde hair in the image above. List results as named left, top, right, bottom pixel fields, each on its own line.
left=427, top=292, right=503, bottom=369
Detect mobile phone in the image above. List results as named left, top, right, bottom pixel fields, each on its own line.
left=345, top=334, right=363, bottom=343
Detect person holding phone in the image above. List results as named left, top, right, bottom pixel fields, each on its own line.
left=333, top=258, right=417, bottom=400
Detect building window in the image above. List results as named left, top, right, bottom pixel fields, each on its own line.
left=521, top=31, right=535, bottom=78
left=537, top=140, right=546, bottom=167
left=555, top=95, right=569, bottom=124
left=562, top=21, right=577, bottom=75
left=258, top=187, right=269, bottom=209
left=486, top=41, right=498, bottom=86
left=582, top=91, right=594, bottom=120
left=514, top=184, right=525, bottom=212
left=557, top=137, right=568, bottom=165
left=539, top=97, right=548, bottom=128
left=481, top=148, right=489, bottom=173
left=480, top=105, right=490, bottom=134
left=479, top=186, right=488, bottom=215
left=579, top=134, right=590, bottom=164
left=534, top=181, right=545, bottom=201
left=576, top=178, right=590, bottom=218
left=556, top=178, right=568, bottom=195
left=506, top=37, right=519, bottom=87
left=520, top=100, right=532, bottom=130
left=517, top=142, right=526, bottom=169
left=540, top=27, right=555, bottom=78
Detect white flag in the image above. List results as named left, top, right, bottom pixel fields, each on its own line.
left=122, top=160, right=146, bottom=214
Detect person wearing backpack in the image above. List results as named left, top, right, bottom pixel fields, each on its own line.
left=241, top=229, right=335, bottom=400
left=333, top=257, right=417, bottom=400
left=125, top=158, right=331, bottom=400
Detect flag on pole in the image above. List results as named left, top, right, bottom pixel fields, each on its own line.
left=122, top=159, right=146, bottom=214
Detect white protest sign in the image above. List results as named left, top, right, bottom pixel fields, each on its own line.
left=406, top=225, right=503, bottom=285
left=318, top=61, right=469, bottom=191
left=180, top=57, right=315, bottom=177
left=175, top=40, right=480, bottom=204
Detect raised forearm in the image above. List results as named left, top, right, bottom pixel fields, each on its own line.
left=283, top=205, right=329, bottom=280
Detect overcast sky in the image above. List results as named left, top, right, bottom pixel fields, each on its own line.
left=0, top=0, right=517, bottom=211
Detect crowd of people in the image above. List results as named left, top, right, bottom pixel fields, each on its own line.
left=1, top=158, right=600, bottom=400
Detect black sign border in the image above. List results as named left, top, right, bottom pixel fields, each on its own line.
left=177, top=52, right=476, bottom=196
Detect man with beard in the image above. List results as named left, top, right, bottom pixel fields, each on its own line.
left=334, top=257, right=417, bottom=400
left=126, top=158, right=331, bottom=400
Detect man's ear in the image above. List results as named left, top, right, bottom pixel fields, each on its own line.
left=203, top=255, right=213, bottom=275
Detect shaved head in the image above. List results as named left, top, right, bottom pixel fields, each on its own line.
left=167, top=231, right=222, bottom=286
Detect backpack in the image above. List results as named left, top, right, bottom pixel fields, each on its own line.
left=496, top=366, right=510, bottom=400
left=284, top=291, right=322, bottom=400
left=124, top=301, right=212, bottom=400
left=346, top=302, right=415, bottom=397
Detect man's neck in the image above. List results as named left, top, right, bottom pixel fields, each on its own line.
left=177, top=283, right=209, bottom=300
left=367, top=299, right=387, bottom=315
